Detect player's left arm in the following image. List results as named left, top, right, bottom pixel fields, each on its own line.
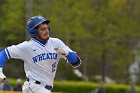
left=54, top=48, right=81, bottom=68
left=54, top=38, right=81, bottom=68
left=66, top=51, right=81, bottom=68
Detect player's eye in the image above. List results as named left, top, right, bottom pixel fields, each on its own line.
left=41, top=28, right=45, bottom=31
left=40, top=27, right=49, bottom=31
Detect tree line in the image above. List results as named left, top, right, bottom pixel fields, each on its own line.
left=0, top=0, right=140, bottom=84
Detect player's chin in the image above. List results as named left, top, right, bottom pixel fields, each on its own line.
left=43, top=35, right=49, bottom=40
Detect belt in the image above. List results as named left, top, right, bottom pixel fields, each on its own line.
left=27, top=78, right=52, bottom=90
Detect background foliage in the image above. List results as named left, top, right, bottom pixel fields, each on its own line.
left=8, top=79, right=140, bottom=93
left=0, top=0, right=140, bottom=86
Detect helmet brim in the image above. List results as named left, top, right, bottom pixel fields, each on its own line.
left=34, top=20, right=50, bottom=29
left=42, top=20, right=50, bottom=24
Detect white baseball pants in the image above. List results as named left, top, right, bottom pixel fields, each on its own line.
left=22, top=81, right=52, bottom=93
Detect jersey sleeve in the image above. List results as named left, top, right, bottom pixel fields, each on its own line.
left=55, top=38, right=73, bottom=52
left=54, top=38, right=74, bottom=59
left=6, top=41, right=28, bottom=60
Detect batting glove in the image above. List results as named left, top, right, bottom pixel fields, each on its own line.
left=0, top=68, right=6, bottom=83
left=54, top=48, right=68, bottom=56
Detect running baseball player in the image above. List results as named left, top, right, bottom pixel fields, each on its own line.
left=0, top=15, right=81, bottom=93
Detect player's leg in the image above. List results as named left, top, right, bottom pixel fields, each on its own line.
left=30, top=84, right=52, bottom=93
left=22, top=81, right=51, bottom=93
left=22, top=81, right=32, bottom=93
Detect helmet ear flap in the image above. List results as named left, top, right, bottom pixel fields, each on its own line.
left=28, top=29, right=38, bottom=38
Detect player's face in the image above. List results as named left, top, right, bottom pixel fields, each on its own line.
left=37, top=24, right=49, bottom=40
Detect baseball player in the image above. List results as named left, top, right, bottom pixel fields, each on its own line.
left=0, top=15, right=81, bottom=93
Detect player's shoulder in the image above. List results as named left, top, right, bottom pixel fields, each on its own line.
left=49, top=37, right=63, bottom=43
left=18, top=41, right=29, bottom=46
left=10, top=41, right=29, bottom=48
left=7, top=41, right=30, bottom=51
left=49, top=37, right=65, bottom=47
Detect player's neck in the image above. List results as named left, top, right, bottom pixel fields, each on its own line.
left=33, top=37, right=49, bottom=45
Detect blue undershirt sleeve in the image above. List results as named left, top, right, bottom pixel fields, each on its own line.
left=66, top=52, right=78, bottom=63
left=0, top=50, right=8, bottom=67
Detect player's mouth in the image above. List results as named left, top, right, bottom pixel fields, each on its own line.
left=44, top=32, right=49, bottom=36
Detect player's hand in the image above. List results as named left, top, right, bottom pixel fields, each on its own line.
left=0, top=72, right=6, bottom=83
left=0, top=68, right=6, bottom=83
left=54, top=48, right=68, bottom=56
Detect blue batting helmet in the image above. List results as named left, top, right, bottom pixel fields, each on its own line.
left=27, top=15, right=50, bottom=38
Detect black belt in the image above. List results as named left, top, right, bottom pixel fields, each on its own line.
left=27, top=78, right=52, bottom=90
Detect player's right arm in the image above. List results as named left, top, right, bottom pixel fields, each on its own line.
left=0, top=49, right=9, bottom=82
left=0, top=41, right=28, bottom=82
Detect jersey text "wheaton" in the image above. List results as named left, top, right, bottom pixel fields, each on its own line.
left=32, top=53, right=58, bottom=63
